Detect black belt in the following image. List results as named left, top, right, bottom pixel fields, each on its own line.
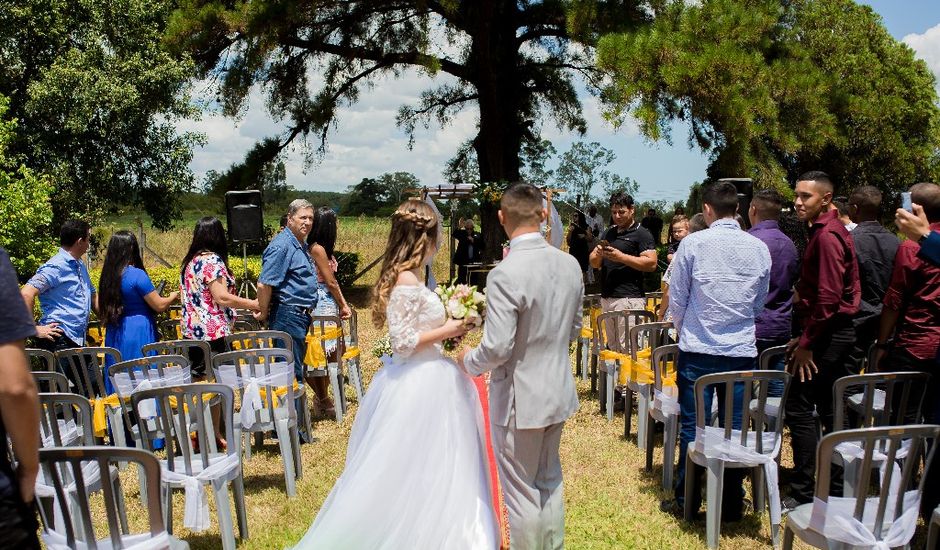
left=272, top=303, right=311, bottom=316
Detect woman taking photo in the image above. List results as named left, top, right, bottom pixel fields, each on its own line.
left=99, top=231, right=178, bottom=391
left=180, top=217, right=261, bottom=375
left=307, top=207, right=351, bottom=415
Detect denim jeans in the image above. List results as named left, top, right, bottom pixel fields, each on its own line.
left=673, top=351, right=756, bottom=516
left=757, top=338, right=789, bottom=397
left=268, top=303, right=311, bottom=380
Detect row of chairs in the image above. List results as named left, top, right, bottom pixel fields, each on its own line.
left=36, top=383, right=250, bottom=549
left=575, top=294, right=940, bottom=549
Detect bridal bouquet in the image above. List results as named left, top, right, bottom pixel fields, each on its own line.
left=435, top=283, right=486, bottom=352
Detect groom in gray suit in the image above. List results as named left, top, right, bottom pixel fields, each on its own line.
left=459, top=183, right=583, bottom=550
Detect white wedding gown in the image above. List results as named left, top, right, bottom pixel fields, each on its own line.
left=291, top=284, right=500, bottom=549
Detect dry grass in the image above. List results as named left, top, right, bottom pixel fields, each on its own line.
left=97, top=216, right=453, bottom=287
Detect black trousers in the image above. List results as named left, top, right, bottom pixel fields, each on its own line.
left=783, top=320, right=855, bottom=503
left=883, top=347, right=940, bottom=518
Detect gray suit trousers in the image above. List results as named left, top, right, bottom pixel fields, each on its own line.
left=492, top=415, right=565, bottom=550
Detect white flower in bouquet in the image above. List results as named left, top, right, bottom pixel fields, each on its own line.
left=436, top=282, right=487, bottom=351
left=372, top=333, right=393, bottom=365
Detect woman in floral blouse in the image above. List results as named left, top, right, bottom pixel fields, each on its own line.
left=180, top=217, right=261, bottom=371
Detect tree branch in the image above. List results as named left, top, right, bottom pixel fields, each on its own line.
left=283, top=37, right=469, bottom=80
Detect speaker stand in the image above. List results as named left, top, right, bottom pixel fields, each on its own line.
left=237, top=242, right=257, bottom=298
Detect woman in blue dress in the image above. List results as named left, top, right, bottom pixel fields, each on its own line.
left=99, top=231, right=178, bottom=392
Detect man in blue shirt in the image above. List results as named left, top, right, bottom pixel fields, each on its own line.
left=662, top=182, right=771, bottom=520
left=257, top=199, right=318, bottom=382
left=747, top=189, right=800, bottom=396
left=21, top=220, right=99, bottom=390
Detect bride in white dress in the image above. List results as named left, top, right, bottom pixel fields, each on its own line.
left=292, top=199, right=499, bottom=549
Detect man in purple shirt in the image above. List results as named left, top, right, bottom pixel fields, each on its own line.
left=747, top=189, right=800, bottom=396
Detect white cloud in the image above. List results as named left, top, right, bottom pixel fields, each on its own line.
left=903, top=23, right=940, bottom=91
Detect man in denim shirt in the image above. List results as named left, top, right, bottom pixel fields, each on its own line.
left=257, top=199, right=318, bottom=381
left=20, top=220, right=99, bottom=390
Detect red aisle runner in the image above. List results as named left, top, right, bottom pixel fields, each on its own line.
left=472, top=375, right=511, bottom=550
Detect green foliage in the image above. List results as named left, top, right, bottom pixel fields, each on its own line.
left=0, top=0, right=202, bottom=230
left=555, top=141, right=639, bottom=203
left=342, top=172, right=421, bottom=216
left=0, top=97, right=56, bottom=277
left=596, top=0, right=940, bottom=198
left=334, top=251, right=360, bottom=289
left=203, top=138, right=290, bottom=205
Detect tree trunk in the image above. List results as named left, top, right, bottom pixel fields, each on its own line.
left=466, top=0, right=525, bottom=262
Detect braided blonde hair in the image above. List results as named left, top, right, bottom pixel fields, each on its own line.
left=371, top=199, right=439, bottom=328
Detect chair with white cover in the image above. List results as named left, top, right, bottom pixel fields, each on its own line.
left=212, top=348, right=302, bottom=496
left=308, top=314, right=364, bottom=422
left=684, top=370, right=792, bottom=549
left=143, top=340, right=215, bottom=382
left=35, top=393, right=128, bottom=538
left=340, top=309, right=366, bottom=401
left=55, top=347, right=122, bottom=443
left=38, top=446, right=189, bottom=550
left=132, top=383, right=247, bottom=549
left=26, top=348, right=56, bottom=372
left=831, top=371, right=929, bottom=498
left=626, top=321, right=672, bottom=445
left=224, top=330, right=311, bottom=436
left=575, top=294, right=601, bottom=381
left=107, top=355, right=192, bottom=450
left=747, top=345, right=788, bottom=429
left=595, top=309, right=655, bottom=419
left=34, top=371, right=71, bottom=393
left=644, top=343, right=680, bottom=490
left=782, top=425, right=940, bottom=550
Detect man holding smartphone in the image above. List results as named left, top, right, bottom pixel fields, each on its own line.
left=589, top=192, right=658, bottom=351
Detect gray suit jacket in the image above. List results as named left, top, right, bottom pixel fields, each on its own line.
left=464, top=236, right=583, bottom=429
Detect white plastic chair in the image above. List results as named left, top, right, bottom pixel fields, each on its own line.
left=224, top=330, right=312, bottom=437
left=212, top=348, right=302, bottom=497
left=132, top=383, right=248, bottom=550
left=832, top=372, right=929, bottom=498
left=644, top=344, right=680, bottom=490
left=26, top=347, right=56, bottom=372
left=34, top=371, right=71, bottom=393
left=107, top=356, right=193, bottom=448
left=575, top=294, right=601, bottom=380
left=143, top=340, right=215, bottom=382
left=627, top=321, right=672, bottom=446
left=783, top=425, right=940, bottom=550
left=308, top=315, right=365, bottom=422
left=36, top=393, right=128, bottom=538
left=340, top=309, right=366, bottom=401
left=37, top=446, right=189, bottom=549
left=595, top=309, right=655, bottom=420
left=684, top=370, right=792, bottom=549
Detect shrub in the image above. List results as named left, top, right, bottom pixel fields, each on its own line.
left=0, top=97, right=56, bottom=278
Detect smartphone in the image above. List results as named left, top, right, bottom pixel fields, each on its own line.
left=597, top=239, right=610, bottom=249
left=155, top=280, right=167, bottom=295
left=901, top=192, right=913, bottom=213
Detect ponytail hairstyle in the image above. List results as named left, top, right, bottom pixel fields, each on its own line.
left=371, top=199, right=439, bottom=328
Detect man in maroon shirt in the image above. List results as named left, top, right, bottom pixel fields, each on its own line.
left=873, top=181, right=940, bottom=517
left=785, top=171, right=861, bottom=509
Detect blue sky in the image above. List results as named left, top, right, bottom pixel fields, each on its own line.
left=180, top=2, right=940, bottom=204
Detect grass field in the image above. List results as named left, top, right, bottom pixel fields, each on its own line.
left=98, top=213, right=453, bottom=287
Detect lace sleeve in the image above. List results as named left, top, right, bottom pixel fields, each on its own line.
left=387, top=286, right=423, bottom=358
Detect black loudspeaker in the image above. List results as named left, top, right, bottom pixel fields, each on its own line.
left=225, top=190, right=264, bottom=242
left=718, top=178, right=754, bottom=229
